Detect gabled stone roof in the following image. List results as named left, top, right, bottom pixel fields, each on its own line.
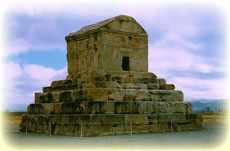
left=65, top=15, right=146, bottom=41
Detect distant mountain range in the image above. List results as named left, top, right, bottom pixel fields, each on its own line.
left=185, top=99, right=228, bottom=112
left=1, top=99, right=229, bottom=112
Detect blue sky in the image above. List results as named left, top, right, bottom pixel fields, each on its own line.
left=1, top=1, right=229, bottom=107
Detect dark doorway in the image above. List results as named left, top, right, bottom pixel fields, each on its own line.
left=122, top=57, right=130, bottom=71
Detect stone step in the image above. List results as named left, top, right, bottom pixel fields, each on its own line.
left=66, top=70, right=158, bottom=80
left=35, top=89, right=184, bottom=103
left=44, top=81, right=121, bottom=93
left=111, top=76, right=158, bottom=84
left=50, top=76, right=159, bottom=88
left=20, top=122, right=202, bottom=136
left=28, top=101, right=193, bottom=114
left=21, top=113, right=202, bottom=126
left=44, top=81, right=174, bottom=93
left=43, top=84, right=80, bottom=93
left=20, top=113, right=202, bottom=136
left=50, top=70, right=159, bottom=88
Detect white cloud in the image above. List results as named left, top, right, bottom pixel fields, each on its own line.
left=3, top=1, right=223, bottom=57
left=1, top=61, right=67, bottom=105
left=171, top=77, right=229, bottom=99
left=4, top=61, right=22, bottom=79
left=3, top=39, right=30, bottom=56
left=148, top=32, right=225, bottom=77
left=152, top=33, right=202, bottom=51
left=24, top=64, right=66, bottom=82
left=148, top=31, right=228, bottom=99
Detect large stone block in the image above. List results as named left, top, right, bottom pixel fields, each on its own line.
left=86, top=102, right=105, bottom=114
left=124, top=114, right=149, bottom=125
left=124, top=89, right=137, bottom=101
left=82, top=125, right=114, bottom=136
left=71, top=90, right=84, bottom=101
left=147, top=83, right=159, bottom=90
left=185, top=113, right=203, bottom=123
left=121, top=83, right=138, bottom=89
left=158, top=78, right=166, bottom=85
left=95, top=81, right=121, bottom=88
left=108, top=89, right=125, bottom=101
left=51, top=80, right=72, bottom=87
left=135, top=90, right=151, bottom=101
left=61, top=103, right=78, bottom=114
left=137, top=102, right=156, bottom=114
left=84, top=88, right=108, bottom=101
left=81, top=83, right=96, bottom=89
left=60, top=115, right=101, bottom=125
left=185, top=102, right=193, bottom=113
left=37, top=92, right=60, bottom=103
left=35, top=93, right=42, bottom=104
left=175, top=122, right=203, bottom=131
left=101, top=115, right=124, bottom=125
left=150, top=90, right=184, bottom=102
left=158, top=113, right=187, bottom=124
left=159, top=84, right=175, bottom=90
left=150, top=124, right=170, bottom=132
left=27, top=104, right=44, bottom=114
left=121, top=83, right=147, bottom=89
left=103, top=102, right=115, bottom=114
left=47, top=115, right=62, bottom=123
left=134, top=78, right=158, bottom=84
left=43, top=87, right=52, bottom=93
left=115, top=102, right=138, bottom=114
left=147, top=114, right=158, bottom=124
left=59, top=91, right=72, bottom=102
left=121, top=76, right=135, bottom=83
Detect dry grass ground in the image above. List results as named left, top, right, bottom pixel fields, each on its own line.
left=202, top=113, right=229, bottom=127
left=1, top=112, right=25, bottom=132
left=1, top=112, right=24, bottom=124
left=202, top=113, right=228, bottom=120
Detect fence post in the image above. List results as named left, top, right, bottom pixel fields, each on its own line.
left=50, top=122, right=51, bottom=136
left=130, top=121, right=132, bottom=136
left=171, top=120, right=173, bottom=133
left=25, top=122, right=27, bottom=134
left=81, top=123, right=83, bottom=138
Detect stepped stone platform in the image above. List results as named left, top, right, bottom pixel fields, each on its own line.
left=20, top=15, right=202, bottom=136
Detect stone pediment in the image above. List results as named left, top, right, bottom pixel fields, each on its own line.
left=65, top=15, right=147, bottom=42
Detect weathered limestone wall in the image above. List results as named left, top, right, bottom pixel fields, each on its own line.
left=100, top=31, right=148, bottom=72
left=67, top=30, right=148, bottom=74
left=67, top=32, right=103, bottom=74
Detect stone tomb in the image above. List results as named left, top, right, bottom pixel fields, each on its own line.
left=20, top=15, right=202, bottom=136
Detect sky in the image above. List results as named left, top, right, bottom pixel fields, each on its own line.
left=0, top=0, right=229, bottom=108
